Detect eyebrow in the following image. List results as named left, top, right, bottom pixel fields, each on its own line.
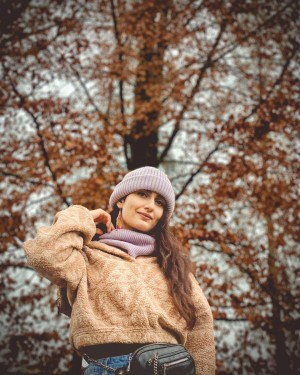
left=140, top=189, right=166, bottom=201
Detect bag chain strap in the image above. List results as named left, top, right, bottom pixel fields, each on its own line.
left=83, top=353, right=126, bottom=375
left=83, top=351, right=160, bottom=375
left=153, top=352, right=159, bottom=375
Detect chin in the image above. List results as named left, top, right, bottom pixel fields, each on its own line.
left=134, top=226, right=151, bottom=233
left=132, top=223, right=153, bottom=233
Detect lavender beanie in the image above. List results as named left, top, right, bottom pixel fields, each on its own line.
left=109, top=167, right=175, bottom=218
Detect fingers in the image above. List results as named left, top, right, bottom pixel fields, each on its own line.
left=90, top=209, right=109, bottom=223
left=90, top=209, right=115, bottom=233
left=96, top=228, right=103, bottom=235
left=107, top=221, right=115, bottom=233
left=104, top=215, right=114, bottom=233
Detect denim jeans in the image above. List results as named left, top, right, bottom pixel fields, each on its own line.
left=83, top=354, right=130, bottom=375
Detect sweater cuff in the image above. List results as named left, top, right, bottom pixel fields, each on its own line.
left=54, top=205, right=96, bottom=243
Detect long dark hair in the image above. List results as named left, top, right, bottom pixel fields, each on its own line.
left=110, top=204, right=197, bottom=330
left=151, top=211, right=196, bottom=330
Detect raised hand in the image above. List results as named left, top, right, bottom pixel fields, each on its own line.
left=89, top=209, right=115, bottom=234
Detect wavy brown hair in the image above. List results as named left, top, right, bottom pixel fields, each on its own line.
left=151, top=211, right=196, bottom=330
left=110, top=204, right=197, bottom=330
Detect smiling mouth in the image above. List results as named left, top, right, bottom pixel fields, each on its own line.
left=138, top=212, right=152, bottom=220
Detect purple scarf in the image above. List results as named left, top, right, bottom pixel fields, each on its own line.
left=99, top=229, right=156, bottom=258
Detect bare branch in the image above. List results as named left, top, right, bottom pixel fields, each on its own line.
left=70, top=66, right=112, bottom=130
left=8, top=82, right=70, bottom=207
left=164, top=159, right=202, bottom=166
left=242, top=43, right=298, bottom=124
left=1, top=171, right=54, bottom=188
left=159, top=19, right=227, bottom=163
left=159, top=1, right=297, bottom=161
left=110, top=0, right=129, bottom=164
left=215, top=0, right=296, bottom=62
left=193, top=240, right=292, bottom=315
left=176, top=141, right=221, bottom=200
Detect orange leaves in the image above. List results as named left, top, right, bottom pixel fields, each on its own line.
left=220, top=242, right=232, bottom=255
left=0, top=0, right=299, bottom=373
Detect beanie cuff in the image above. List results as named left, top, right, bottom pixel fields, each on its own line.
left=109, top=167, right=175, bottom=219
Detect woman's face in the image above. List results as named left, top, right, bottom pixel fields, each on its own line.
left=117, top=190, right=165, bottom=232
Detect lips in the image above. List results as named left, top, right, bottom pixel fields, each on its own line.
left=138, top=212, right=152, bottom=220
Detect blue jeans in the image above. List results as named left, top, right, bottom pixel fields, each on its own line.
left=83, top=354, right=130, bottom=375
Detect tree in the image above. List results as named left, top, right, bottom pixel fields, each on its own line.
left=1, top=0, right=299, bottom=373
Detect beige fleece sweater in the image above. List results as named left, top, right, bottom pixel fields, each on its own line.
left=23, top=205, right=215, bottom=374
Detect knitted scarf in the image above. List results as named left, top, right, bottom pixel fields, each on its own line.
left=99, top=229, right=156, bottom=258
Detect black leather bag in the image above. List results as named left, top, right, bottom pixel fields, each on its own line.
left=127, top=343, right=195, bottom=375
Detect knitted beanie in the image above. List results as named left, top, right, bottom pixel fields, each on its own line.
left=109, top=167, right=175, bottom=219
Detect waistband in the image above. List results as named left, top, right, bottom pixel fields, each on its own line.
left=80, top=343, right=147, bottom=359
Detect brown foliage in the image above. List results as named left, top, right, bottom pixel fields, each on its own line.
left=0, top=0, right=299, bottom=374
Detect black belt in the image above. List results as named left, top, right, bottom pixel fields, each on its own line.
left=80, top=343, right=146, bottom=359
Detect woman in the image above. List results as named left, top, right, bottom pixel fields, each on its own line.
left=24, top=166, right=215, bottom=374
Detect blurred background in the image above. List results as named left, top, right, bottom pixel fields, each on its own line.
left=0, top=0, right=299, bottom=374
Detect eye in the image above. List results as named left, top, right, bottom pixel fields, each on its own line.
left=137, top=190, right=148, bottom=197
left=155, top=199, right=165, bottom=207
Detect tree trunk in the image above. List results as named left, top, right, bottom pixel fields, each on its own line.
left=125, top=3, right=169, bottom=169
left=266, top=216, right=290, bottom=375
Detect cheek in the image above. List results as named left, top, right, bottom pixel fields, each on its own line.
left=122, top=206, right=133, bottom=219
left=155, top=208, right=164, bottom=221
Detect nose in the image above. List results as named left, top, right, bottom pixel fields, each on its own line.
left=144, top=197, right=155, bottom=210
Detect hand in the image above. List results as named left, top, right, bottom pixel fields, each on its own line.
left=89, top=209, right=115, bottom=234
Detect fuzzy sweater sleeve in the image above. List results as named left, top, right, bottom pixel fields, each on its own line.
left=23, top=205, right=96, bottom=288
left=185, top=275, right=216, bottom=375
